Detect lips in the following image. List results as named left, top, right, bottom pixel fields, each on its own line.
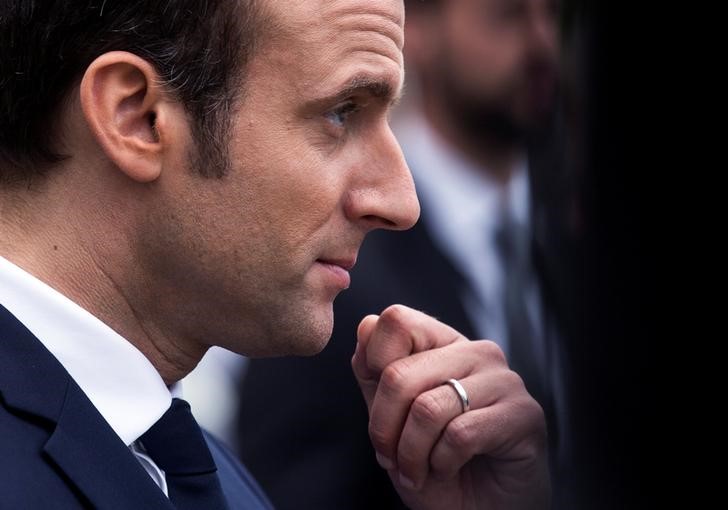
left=316, top=254, right=357, bottom=290
left=317, top=256, right=357, bottom=271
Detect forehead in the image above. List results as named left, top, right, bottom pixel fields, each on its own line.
left=270, top=0, right=404, bottom=39
left=259, top=0, right=405, bottom=95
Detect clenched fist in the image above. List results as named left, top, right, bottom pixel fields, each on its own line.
left=351, top=305, right=550, bottom=510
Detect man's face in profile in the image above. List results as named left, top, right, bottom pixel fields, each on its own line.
left=154, top=0, right=418, bottom=357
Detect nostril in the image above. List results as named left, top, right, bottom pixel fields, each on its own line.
left=361, top=215, right=397, bottom=229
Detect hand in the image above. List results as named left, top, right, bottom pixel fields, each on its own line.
left=351, top=305, right=550, bottom=510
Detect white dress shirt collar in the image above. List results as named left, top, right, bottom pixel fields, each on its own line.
left=394, top=112, right=530, bottom=267
left=0, top=255, right=177, bottom=446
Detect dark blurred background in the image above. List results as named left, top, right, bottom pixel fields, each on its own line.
left=563, top=0, right=655, bottom=507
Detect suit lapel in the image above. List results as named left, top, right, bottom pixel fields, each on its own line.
left=44, top=382, right=174, bottom=510
left=0, top=305, right=173, bottom=509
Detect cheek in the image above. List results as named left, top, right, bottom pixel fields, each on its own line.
left=275, top=173, right=344, bottom=248
left=232, top=137, right=345, bottom=253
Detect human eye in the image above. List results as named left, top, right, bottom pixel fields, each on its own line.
left=324, top=100, right=361, bottom=129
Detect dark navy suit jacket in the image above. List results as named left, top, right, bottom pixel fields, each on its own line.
left=0, top=304, right=273, bottom=510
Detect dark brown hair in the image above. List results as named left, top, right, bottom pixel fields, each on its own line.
left=0, top=0, right=265, bottom=182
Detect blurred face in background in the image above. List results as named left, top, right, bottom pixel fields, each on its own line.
left=408, top=0, right=560, bottom=141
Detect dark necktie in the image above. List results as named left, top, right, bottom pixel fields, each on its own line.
left=140, top=398, right=230, bottom=510
left=494, top=216, right=553, bottom=424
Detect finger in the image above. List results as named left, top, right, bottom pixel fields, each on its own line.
left=364, top=305, right=468, bottom=375
left=367, top=340, right=504, bottom=470
left=353, top=307, right=472, bottom=412
left=352, top=314, right=378, bottom=381
left=395, top=372, right=504, bottom=490
left=357, top=313, right=378, bottom=346
left=352, top=314, right=380, bottom=411
left=429, top=396, right=546, bottom=482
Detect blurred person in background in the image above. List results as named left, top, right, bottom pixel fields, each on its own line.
left=236, top=0, right=584, bottom=508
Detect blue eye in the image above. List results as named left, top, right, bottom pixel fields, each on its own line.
left=325, top=101, right=360, bottom=128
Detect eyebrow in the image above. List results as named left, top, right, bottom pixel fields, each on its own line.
left=309, top=73, right=404, bottom=110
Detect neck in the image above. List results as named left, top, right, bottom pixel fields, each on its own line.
left=0, top=176, right=205, bottom=385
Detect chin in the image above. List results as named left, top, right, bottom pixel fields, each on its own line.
left=257, top=307, right=335, bottom=358
left=290, top=319, right=334, bottom=357
left=288, top=299, right=337, bottom=356
left=223, top=297, right=337, bottom=358
left=296, top=338, right=330, bottom=356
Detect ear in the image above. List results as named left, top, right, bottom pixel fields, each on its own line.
left=79, top=51, right=185, bottom=183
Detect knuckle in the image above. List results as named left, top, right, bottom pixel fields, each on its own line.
left=524, top=398, right=547, bottom=436
left=378, top=304, right=411, bottom=331
left=509, top=397, right=548, bottom=449
left=442, top=417, right=476, bottom=452
left=410, top=392, right=445, bottom=429
left=479, top=339, right=508, bottom=365
left=519, top=404, right=548, bottom=456
left=468, top=339, right=507, bottom=367
left=503, top=368, right=526, bottom=390
left=379, top=362, right=410, bottom=397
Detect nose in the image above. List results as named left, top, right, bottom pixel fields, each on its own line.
left=344, top=125, right=420, bottom=232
